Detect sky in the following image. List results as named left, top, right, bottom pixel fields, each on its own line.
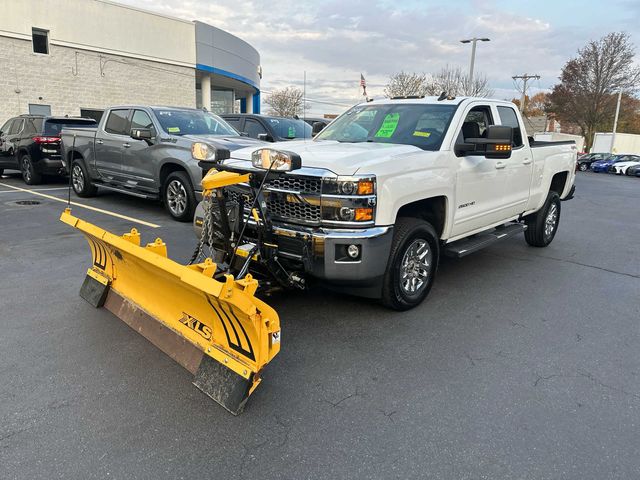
left=121, top=0, right=640, bottom=114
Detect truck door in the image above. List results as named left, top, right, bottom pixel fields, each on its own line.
left=450, top=104, right=509, bottom=237
left=121, top=109, right=158, bottom=193
left=95, top=109, right=130, bottom=183
left=496, top=106, right=533, bottom=218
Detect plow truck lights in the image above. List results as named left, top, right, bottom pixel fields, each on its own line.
left=60, top=208, right=280, bottom=415
left=251, top=148, right=302, bottom=171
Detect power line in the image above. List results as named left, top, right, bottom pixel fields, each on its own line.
left=512, top=73, right=540, bottom=113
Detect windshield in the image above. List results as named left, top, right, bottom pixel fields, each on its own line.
left=152, top=109, right=238, bottom=136
left=266, top=117, right=312, bottom=139
left=44, top=119, right=96, bottom=135
left=315, top=103, right=458, bottom=150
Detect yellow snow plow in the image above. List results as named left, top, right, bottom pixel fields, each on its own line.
left=58, top=150, right=306, bottom=414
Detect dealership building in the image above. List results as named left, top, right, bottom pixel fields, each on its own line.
left=0, top=0, right=261, bottom=122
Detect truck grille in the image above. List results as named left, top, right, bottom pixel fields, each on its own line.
left=226, top=174, right=322, bottom=225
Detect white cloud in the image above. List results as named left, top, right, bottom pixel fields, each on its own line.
left=119, top=0, right=609, bottom=114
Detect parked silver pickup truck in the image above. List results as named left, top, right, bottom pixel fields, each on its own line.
left=61, top=105, right=263, bottom=220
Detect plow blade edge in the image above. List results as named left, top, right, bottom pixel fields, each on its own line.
left=61, top=209, right=280, bottom=415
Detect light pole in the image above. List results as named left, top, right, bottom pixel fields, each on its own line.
left=460, top=37, right=490, bottom=95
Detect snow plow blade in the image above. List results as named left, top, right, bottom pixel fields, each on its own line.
left=60, top=208, right=280, bottom=415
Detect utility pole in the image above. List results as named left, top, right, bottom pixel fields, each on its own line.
left=611, top=89, right=622, bottom=153
left=460, top=37, right=490, bottom=95
left=512, top=73, right=540, bottom=113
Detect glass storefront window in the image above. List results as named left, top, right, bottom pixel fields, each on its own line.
left=211, top=89, right=235, bottom=115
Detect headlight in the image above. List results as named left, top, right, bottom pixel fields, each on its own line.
left=323, top=175, right=376, bottom=196
left=320, top=175, right=376, bottom=224
left=251, top=148, right=301, bottom=172
left=191, top=142, right=230, bottom=162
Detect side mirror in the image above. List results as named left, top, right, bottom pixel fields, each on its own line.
left=311, top=122, right=325, bottom=137
left=130, top=127, right=152, bottom=141
left=257, top=133, right=273, bottom=142
left=454, top=125, right=513, bottom=159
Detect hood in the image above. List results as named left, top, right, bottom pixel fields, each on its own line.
left=182, top=134, right=265, bottom=152
left=227, top=140, right=424, bottom=176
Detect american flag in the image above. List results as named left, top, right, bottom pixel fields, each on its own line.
left=360, top=73, right=366, bottom=88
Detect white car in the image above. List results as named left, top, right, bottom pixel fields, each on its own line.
left=610, top=155, right=640, bottom=174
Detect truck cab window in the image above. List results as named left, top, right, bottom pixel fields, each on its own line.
left=460, top=107, right=493, bottom=141
left=104, top=109, right=130, bottom=135
left=497, top=106, right=523, bottom=147
left=131, top=110, right=156, bottom=137
left=244, top=119, right=268, bottom=139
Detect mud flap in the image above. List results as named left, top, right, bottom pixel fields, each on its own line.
left=60, top=208, right=280, bottom=415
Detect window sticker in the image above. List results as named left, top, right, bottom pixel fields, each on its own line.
left=167, top=127, right=180, bottom=133
left=413, top=130, right=431, bottom=138
left=374, top=113, right=400, bottom=138
left=288, top=126, right=296, bottom=137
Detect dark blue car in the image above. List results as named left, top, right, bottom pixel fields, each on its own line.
left=590, top=154, right=628, bottom=173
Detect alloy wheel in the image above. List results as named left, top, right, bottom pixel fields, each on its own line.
left=399, top=239, right=432, bottom=295
left=166, top=179, right=187, bottom=216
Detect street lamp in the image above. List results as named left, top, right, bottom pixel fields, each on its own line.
left=460, top=37, right=490, bottom=95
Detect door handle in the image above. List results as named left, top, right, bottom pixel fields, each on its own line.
left=495, top=161, right=506, bottom=169
left=523, top=158, right=532, bottom=165
left=96, top=139, right=104, bottom=145
left=122, top=143, right=131, bottom=148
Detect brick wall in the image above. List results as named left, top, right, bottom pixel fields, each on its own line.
left=0, top=35, right=196, bottom=121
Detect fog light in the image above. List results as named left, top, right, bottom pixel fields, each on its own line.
left=339, top=207, right=355, bottom=221
left=347, top=244, right=360, bottom=259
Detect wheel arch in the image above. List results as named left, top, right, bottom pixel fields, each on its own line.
left=395, top=195, right=448, bottom=238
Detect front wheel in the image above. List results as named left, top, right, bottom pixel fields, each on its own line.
left=381, top=218, right=439, bottom=311
left=579, top=162, right=588, bottom=172
left=524, top=191, right=561, bottom=247
left=163, top=171, right=196, bottom=222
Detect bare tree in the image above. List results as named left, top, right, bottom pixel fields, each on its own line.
left=264, top=87, right=306, bottom=117
left=384, top=67, right=493, bottom=98
left=384, top=72, right=430, bottom=98
left=547, top=32, right=640, bottom=149
left=425, top=66, right=493, bottom=97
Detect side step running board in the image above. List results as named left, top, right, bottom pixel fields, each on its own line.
left=444, top=223, right=527, bottom=258
left=93, top=182, right=159, bottom=200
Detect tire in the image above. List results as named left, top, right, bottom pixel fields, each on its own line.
left=163, top=171, right=196, bottom=222
left=20, top=154, right=42, bottom=185
left=524, top=191, right=561, bottom=247
left=71, top=159, right=98, bottom=197
left=579, top=162, right=588, bottom=172
left=381, top=218, right=439, bottom=311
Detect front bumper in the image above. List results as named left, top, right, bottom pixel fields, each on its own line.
left=272, top=224, right=394, bottom=284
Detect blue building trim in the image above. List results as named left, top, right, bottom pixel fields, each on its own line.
left=239, top=97, right=247, bottom=113
left=196, top=63, right=259, bottom=90
left=252, top=93, right=260, bottom=114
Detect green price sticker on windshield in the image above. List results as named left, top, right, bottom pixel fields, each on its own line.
left=167, top=127, right=180, bottom=133
left=375, top=113, right=400, bottom=138
left=288, top=126, right=296, bottom=138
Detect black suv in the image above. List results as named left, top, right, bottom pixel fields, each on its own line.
left=0, top=115, right=96, bottom=184
left=221, top=114, right=312, bottom=142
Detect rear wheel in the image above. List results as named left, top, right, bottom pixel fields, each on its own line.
left=21, top=154, right=42, bottom=185
left=71, top=160, right=98, bottom=197
left=579, top=162, right=588, bottom=172
left=524, top=191, right=561, bottom=247
left=164, top=171, right=196, bottom=222
left=381, top=218, right=439, bottom=311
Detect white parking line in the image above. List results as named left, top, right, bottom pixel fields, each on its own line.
left=0, top=182, right=161, bottom=228
left=0, top=187, right=70, bottom=194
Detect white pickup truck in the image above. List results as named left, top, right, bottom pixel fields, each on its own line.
left=197, top=96, right=577, bottom=310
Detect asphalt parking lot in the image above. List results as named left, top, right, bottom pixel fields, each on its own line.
left=1, top=171, right=639, bottom=480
